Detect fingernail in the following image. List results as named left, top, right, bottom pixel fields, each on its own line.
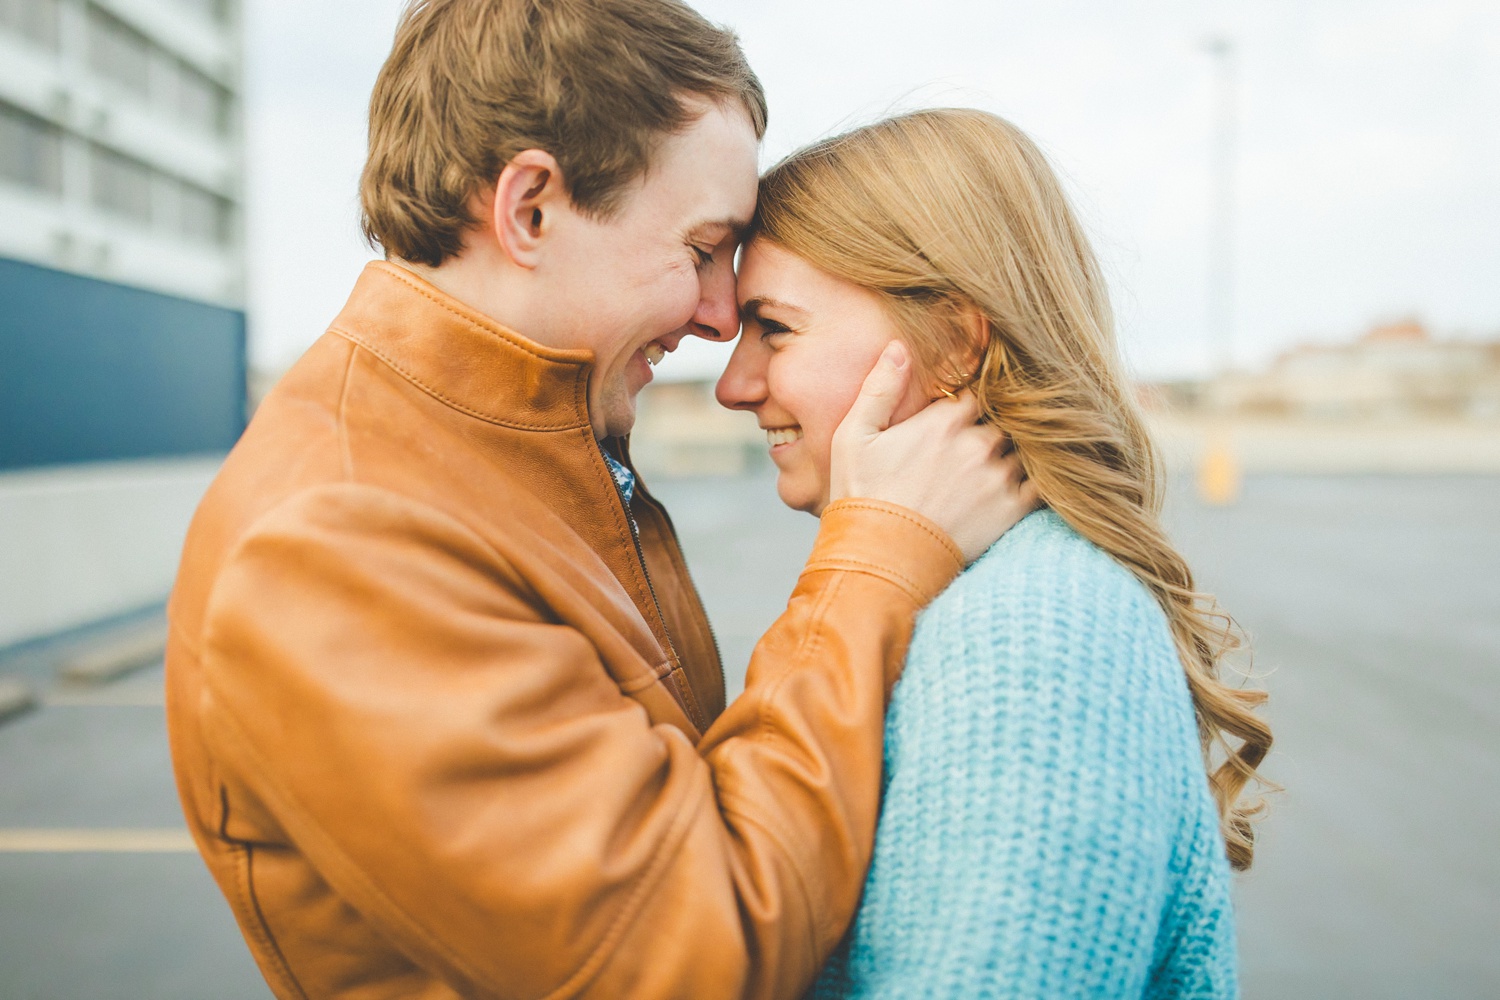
left=882, top=341, right=909, bottom=370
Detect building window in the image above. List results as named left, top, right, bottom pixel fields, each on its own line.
left=172, top=60, right=230, bottom=136
left=90, top=144, right=233, bottom=245
left=159, top=176, right=231, bottom=245
left=91, top=145, right=153, bottom=224
left=0, top=0, right=61, bottom=50
left=0, top=102, right=63, bottom=195
left=182, top=182, right=231, bottom=245
left=172, top=0, right=229, bottom=26
left=84, top=4, right=234, bottom=137
left=87, top=5, right=152, bottom=98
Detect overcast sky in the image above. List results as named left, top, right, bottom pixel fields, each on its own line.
left=244, top=0, right=1500, bottom=381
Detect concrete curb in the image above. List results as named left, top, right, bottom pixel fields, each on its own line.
left=57, top=617, right=168, bottom=686
left=0, top=676, right=37, bottom=725
left=0, top=828, right=196, bottom=853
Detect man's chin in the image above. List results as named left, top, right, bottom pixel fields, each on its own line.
left=593, top=397, right=639, bottom=440
left=591, top=368, right=652, bottom=439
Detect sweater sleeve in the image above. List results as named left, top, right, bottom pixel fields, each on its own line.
left=812, top=515, right=1233, bottom=999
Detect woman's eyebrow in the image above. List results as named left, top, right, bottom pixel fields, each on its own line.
left=739, top=296, right=807, bottom=322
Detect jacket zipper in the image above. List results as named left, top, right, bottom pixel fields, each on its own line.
left=619, top=448, right=727, bottom=704
left=662, top=514, right=725, bottom=698
left=598, top=440, right=709, bottom=732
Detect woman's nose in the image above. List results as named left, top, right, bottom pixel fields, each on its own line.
left=715, top=336, right=766, bottom=412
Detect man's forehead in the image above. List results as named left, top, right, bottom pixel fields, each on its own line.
left=651, top=103, right=759, bottom=224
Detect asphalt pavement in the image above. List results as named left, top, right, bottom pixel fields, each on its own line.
left=1157, top=475, right=1500, bottom=999
left=1, top=472, right=1495, bottom=999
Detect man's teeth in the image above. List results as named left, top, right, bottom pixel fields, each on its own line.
left=643, top=343, right=666, bottom=366
left=766, top=427, right=803, bottom=447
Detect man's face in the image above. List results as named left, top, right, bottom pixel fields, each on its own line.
left=544, top=102, right=760, bottom=438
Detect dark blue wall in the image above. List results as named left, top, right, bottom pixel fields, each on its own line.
left=0, top=256, right=247, bottom=471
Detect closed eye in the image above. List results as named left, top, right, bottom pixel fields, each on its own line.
left=691, top=245, right=715, bottom=268
left=757, top=318, right=791, bottom=340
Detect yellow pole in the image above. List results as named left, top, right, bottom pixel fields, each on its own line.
left=1198, top=421, right=1241, bottom=505
left=1200, top=36, right=1241, bottom=507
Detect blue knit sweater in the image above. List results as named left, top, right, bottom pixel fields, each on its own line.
left=811, top=510, right=1238, bottom=999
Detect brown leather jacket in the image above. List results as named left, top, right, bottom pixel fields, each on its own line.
left=165, top=262, right=964, bottom=1000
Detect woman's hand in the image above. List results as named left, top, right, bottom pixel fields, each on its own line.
left=828, top=342, right=1038, bottom=563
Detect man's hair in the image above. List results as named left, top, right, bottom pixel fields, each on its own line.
left=360, top=0, right=768, bottom=267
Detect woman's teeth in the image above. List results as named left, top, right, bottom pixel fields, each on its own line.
left=643, top=343, right=666, bottom=366
left=766, top=427, right=803, bottom=447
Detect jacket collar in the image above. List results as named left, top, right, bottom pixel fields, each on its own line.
left=324, top=261, right=712, bottom=734
left=329, top=261, right=597, bottom=432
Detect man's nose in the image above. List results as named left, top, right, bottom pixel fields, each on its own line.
left=688, top=258, right=739, bottom=342
left=714, top=334, right=765, bottom=412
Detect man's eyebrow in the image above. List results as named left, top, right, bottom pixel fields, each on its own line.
left=740, top=296, right=807, bottom=322
left=688, top=217, right=751, bottom=242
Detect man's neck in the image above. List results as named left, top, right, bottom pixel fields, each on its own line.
left=388, top=252, right=541, bottom=346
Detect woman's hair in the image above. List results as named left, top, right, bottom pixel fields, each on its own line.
left=754, top=108, right=1273, bottom=870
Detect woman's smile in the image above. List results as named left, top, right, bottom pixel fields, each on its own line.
left=765, top=426, right=803, bottom=449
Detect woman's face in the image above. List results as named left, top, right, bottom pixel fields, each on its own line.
left=716, top=240, right=929, bottom=515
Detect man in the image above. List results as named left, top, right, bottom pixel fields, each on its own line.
left=166, top=1, right=1026, bottom=997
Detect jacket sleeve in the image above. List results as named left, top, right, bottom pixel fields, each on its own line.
left=196, top=483, right=963, bottom=1000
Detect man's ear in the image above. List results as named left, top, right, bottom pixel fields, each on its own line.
left=489, top=149, right=566, bottom=269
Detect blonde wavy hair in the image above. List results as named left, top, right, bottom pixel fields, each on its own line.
left=754, top=108, right=1273, bottom=870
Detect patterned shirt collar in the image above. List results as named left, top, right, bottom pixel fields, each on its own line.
left=603, top=452, right=636, bottom=509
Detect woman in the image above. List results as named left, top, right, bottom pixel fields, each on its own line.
left=716, top=109, right=1273, bottom=998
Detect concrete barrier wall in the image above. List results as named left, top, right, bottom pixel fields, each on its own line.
left=0, top=256, right=246, bottom=471
left=1148, top=414, right=1500, bottom=474
left=0, top=456, right=221, bottom=648
left=0, top=256, right=244, bottom=647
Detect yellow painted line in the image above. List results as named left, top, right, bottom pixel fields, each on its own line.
left=0, top=828, right=196, bottom=853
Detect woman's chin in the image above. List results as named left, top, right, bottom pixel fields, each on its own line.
left=774, top=476, right=824, bottom=516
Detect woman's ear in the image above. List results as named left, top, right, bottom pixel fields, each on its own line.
left=956, top=305, right=991, bottom=374
left=489, top=149, right=565, bottom=270
left=932, top=306, right=991, bottom=397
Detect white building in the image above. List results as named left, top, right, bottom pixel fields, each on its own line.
left=0, top=0, right=244, bottom=303
left=0, top=0, right=246, bottom=649
left=1206, top=321, right=1500, bottom=421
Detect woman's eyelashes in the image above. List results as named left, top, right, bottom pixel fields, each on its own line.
left=756, top=318, right=791, bottom=341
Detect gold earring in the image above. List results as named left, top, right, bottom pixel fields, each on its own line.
left=937, top=371, right=973, bottom=399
